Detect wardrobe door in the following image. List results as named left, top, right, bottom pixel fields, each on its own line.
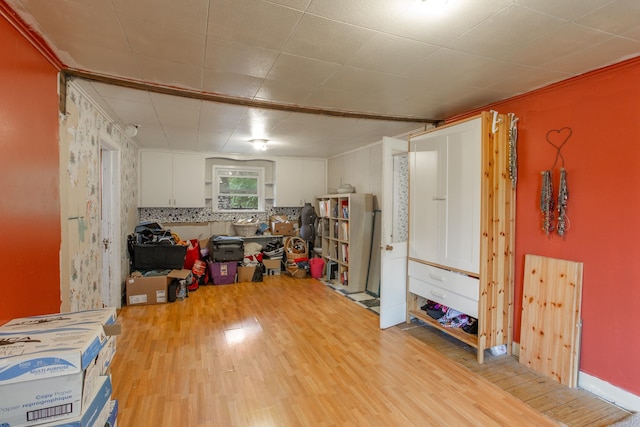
left=409, top=132, right=447, bottom=264
left=443, top=118, right=481, bottom=274
left=409, top=118, right=481, bottom=275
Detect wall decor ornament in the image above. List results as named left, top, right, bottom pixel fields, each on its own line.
left=540, top=127, right=571, bottom=237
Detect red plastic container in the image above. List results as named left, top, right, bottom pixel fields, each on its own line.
left=309, top=257, right=325, bottom=279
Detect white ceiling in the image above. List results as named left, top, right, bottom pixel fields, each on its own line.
left=6, top=0, right=640, bottom=158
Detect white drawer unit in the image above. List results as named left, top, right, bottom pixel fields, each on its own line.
left=408, top=261, right=479, bottom=318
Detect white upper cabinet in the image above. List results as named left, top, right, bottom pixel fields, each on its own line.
left=409, top=118, right=481, bottom=274
left=140, top=151, right=205, bottom=207
left=275, top=158, right=326, bottom=207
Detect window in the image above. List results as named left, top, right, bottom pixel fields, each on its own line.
left=213, top=166, right=265, bottom=212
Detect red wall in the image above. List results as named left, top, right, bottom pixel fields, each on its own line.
left=452, top=57, right=640, bottom=396
left=0, top=11, right=61, bottom=323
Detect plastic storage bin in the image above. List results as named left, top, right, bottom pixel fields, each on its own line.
left=208, top=261, right=237, bottom=285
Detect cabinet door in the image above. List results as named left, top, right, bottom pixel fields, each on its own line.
left=140, top=151, right=173, bottom=207
left=302, top=159, right=325, bottom=203
left=409, top=118, right=481, bottom=274
left=445, top=120, right=481, bottom=274
left=172, top=153, right=205, bottom=207
left=274, top=158, right=304, bottom=206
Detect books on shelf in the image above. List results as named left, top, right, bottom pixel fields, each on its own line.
left=341, top=201, right=349, bottom=218
left=327, top=261, right=338, bottom=281
left=341, top=270, right=348, bottom=286
left=340, top=222, right=349, bottom=240
left=318, top=200, right=331, bottom=218
left=341, top=243, right=349, bottom=262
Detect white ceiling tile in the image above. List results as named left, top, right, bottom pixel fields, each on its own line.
left=198, top=102, right=247, bottom=132
left=282, top=14, right=376, bottom=63
left=204, top=38, right=280, bottom=78
left=255, top=80, right=315, bottom=105
left=89, top=83, right=152, bottom=105
left=202, top=70, right=264, bottom=98
left=65, top=47, right=143, bottom=80
left=165, top=130, right=199, bottom=150
left=448, top=4, right=566, bottom=59
left=102, top=97, right=160, bottom=127
left=576, top=0, right=640, bottom=35
left=623, top=26, right=640, bottom=42
left=136, top=56, right=204, bottom=90
left=150, top=94, right=202, bottom=129
left=515, top=0, right=614, bottom=20
left=8, top=0, right=640, bottom=158
left=306, top=0, right=402, bottom=29
left=135, top=124, right=169, bottom=149
left=266, top=54, right=341, bottom=87
left=401, top=48, right=488, bottom=85
left=487, top=67, right=571, bottom=95
left=321, top=67, right=400, bottom=97
left=498, top=23, right=613, bottom=66
left=120, top=17, right=206, bottom=66
left=541, top=37, right=640, bottom=74
left=207, top=0, right=303, bottom=50
left=267, top=0, right=311, bottom=11
left=385, top=0, right=512, bottom=46
left=111, top=0, right=209, bottom=35
left=347, top=33, right=438, bottom=75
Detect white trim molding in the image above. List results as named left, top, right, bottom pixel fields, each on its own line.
left=578, top=371, right=640, bottom=413
left=513, top=342, right=640, bottom=412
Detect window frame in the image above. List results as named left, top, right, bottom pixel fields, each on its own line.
left=212, top=165, right=265, bottom=213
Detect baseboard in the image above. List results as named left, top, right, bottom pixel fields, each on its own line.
left=511, top=342, right=640, bottom=412
left=578, top=372, right=640, bottom=413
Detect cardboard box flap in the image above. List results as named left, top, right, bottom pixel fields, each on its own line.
left=167, top=269, right=192, bottom=280
left=1, top=308, right=117, bottom=332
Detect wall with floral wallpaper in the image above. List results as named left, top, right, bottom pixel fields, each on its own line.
left=59, top=82, right=139, bottom=311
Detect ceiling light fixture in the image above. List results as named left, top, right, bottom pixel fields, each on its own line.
left=414, top=0, right=451, bottom=15
left=250, top=138, right=268, bottom=151
left=125, top=124, right=140, bottom=137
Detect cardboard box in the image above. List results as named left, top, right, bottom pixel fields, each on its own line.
left=237, top=266, right=256, bottom=282
left=107, top=400, right=118, bottom=427
left=262, top=259, right=282, bottom=274
left=1, top=308, right=117, bottom=331
left=0, top=323, right=114, bottom=427
left=37, top=375, right=112, bottom=427
left=271, top=222, right=294, bottom=235
left=126, top=269, right=191, bottom=305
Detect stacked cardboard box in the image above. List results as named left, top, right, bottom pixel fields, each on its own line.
left=0, top=308, right=120, bottom=426
left=126, top=269, right=192, bottom=305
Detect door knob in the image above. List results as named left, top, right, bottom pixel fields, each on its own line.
left=385, top=244, right=393, bottom=251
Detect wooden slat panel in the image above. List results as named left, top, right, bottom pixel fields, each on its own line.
left=479, top=111, right=514, bottom=362
left=520, top=254, right=583, bottom=387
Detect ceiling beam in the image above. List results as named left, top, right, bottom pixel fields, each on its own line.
left=63, top=68, right=441, bottom=124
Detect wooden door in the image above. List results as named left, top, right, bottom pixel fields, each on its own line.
left=379, top=137, right=408, bottom=329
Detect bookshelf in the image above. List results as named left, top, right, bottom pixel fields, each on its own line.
left=317, top=193, right=373, bottom=293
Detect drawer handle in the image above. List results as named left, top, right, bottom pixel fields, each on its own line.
left=430, top=290, right=446, bottom=299
left=429, top=273, right=445, bottom=282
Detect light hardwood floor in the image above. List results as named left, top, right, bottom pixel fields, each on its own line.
left=111, top=275, right=631, bottom=426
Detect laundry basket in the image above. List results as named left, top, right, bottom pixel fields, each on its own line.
left=285, top=237, right=308, bottom=262
left=285, top=237, right=308, bottom=278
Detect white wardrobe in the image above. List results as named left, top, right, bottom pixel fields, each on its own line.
left=407, top=111, right=515, bottom=363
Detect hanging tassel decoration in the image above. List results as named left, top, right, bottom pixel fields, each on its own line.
left=557, top=168, right=569, bottom=237
left=508, top=114, right=518, bottom=187
left=540, top=170, right=554, bottom=236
